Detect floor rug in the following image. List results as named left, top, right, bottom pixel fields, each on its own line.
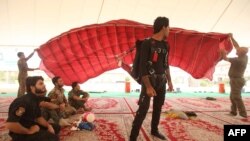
left=61, top=114, right=147, bottom=141
left=142, top=112, right=226, bottom=141
left=85, top=98, right=131, bottom=114
left=169, top=98, right=231, bottom=112
left=125, top=98, right=191, bottom=113
left=201, top=111, right=250, bottom=125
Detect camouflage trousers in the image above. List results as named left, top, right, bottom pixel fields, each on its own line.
left=230, top=78, right=247, bottom=117
left=41, top=105, right=76, bottom=124
left=17, top=75, right=27, bottom=97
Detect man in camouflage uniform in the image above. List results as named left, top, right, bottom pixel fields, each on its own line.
left=221, top=34, right=248, bottom=118
left=68, top=82, right=91, bottom=111
left=47, top=76, right=76, bottom=126
left=17, top=50, right=38, bottom=97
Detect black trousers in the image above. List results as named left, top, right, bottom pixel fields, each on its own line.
left=10, top=123, right=60, bottom=141
left=130, top=75, right=166, bottom=140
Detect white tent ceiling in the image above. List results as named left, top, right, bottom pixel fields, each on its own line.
left=0, top=0, right=250, bottom=48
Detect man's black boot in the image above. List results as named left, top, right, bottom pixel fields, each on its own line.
left=151, top=131, right=167, bottom=140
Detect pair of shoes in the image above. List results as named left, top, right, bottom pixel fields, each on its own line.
left=151, top=131, right=167, bottom=140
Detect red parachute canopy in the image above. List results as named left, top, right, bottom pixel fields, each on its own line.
left=37, top=19, right=233, bottom=85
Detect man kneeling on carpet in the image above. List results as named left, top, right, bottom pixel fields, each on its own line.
left=68, top=82, right=92, bottom=111
left=6, top=76, right=60, bottom=141
left=220, top=33, right=248, bottom=118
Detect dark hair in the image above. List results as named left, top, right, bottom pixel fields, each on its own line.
left=17, top=52, right=24, bottom=57
left=153, top=17, right=169, bottom=33
left=52, top=76, right=60, bottom=85
left=26, top=76, right=44, bottom=93
left=71, top=82, right=78, bottom=89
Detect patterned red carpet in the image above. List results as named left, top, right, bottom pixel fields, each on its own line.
left=0, top=97, right=250, bottom=141
left=124, top=98, right=192, bottom=113
left=86, top=98, right=131, bottom=114
left=169, top=97, right=250, bottom=112
left=143, top=113, right=225, bottom=141
left=59, top=114, right=146, bottom=141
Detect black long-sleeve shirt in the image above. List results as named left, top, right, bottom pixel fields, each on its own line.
left=139, top=38, right=169, bottom=76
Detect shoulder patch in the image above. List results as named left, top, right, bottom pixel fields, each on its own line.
left=16, top=107, right=25, bottom=117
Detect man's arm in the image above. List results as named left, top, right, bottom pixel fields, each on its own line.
left=48, top=90, right=59, bottom=104
left=165, top=68, right=173, bottom=91
left=140, top=40, right=156, bottom=97
left=141, top=76, right=152, bottom=88
left=63, top=94, right=69, bottom=106
left=27, top=68, right=38, bottom=71
left=5, top=122, right=39, bottom=134
left=39, top=101, right=59, bottom=109
left=141, top=75, right=156, bottom=97
left=36, top=116, right=50, bottom=128
left=72, top=95, right=85, bottom=101
left=230, top=34, right=240, bottom=49
left=20, top=56, right=38, bottom=71
left=220, top=34, right=240, bottom=62
left=6, top=102, right=39, bottom=134
left=36, top=117, right=55, bottom=134
left=165, top=43, right=173, bottom=91
left=25, top=49, right=37, bottom=61
left=25, top=49, right=39, bottom=71
left=220, top=48, right=230, bottom=62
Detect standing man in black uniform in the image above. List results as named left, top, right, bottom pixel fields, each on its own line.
left=6, top=76, right=60, bottom=141
left=130, top=17, right=173, bottom=141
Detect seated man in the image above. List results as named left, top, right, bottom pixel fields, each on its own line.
left=36, top=93, right=63, bottom=125
left=48, top=76, right=76, bottom=126
left=5, top=76, right=60, bottom=141
left=39, top=96, right=71, bottom=127
left=68, top=82, right=92, bottom=111
left=36, top=88, right=60, bottom=116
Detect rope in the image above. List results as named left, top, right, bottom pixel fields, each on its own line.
left=210, top=0, right=233, bottom=31
left=97, top=0, right=104, bottom=23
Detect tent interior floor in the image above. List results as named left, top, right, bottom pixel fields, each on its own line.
left=1, top=92, right=250, bottom=141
